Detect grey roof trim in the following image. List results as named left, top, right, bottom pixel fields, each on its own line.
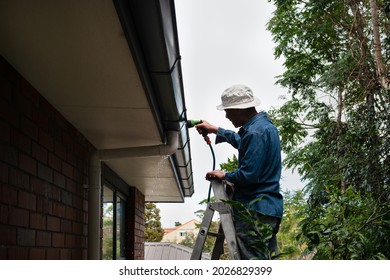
left=113, top=0, right=194, bottom=198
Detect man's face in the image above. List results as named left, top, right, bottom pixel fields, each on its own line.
left=224, top=109, right=244, bottom=128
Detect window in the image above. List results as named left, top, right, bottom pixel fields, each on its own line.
left=102, top=185, right=126, bottom=260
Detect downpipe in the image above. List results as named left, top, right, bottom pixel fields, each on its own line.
left=87, top=131, right=179, bottom=259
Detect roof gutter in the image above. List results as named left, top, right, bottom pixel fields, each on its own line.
left=87, top=131, right=179, bottom=260
left=113, top=0, right=194, bottom=198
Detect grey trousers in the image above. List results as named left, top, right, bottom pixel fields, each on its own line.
left=234, top=212, right=281, bottom=260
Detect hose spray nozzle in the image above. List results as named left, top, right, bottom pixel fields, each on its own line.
left=187, top=119, right=209, bottom=141
left=186, top=119, right=203, bottom=128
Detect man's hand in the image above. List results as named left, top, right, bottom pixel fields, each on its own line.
left=205, top=170, right=225, bottom=181
left=195, top=120, right=218, bottom=135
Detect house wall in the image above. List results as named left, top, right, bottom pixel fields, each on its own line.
left=0, top=56, right=145, bottom=259
left=162, top=220, right=200, bottom=244
left=127, top=187, right=145, bottom=260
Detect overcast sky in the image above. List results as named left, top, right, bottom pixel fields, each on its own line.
left=157, top=0, right=304, bottom=228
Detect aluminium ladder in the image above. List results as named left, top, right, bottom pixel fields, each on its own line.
left=190, top=180, right=241, bottom=260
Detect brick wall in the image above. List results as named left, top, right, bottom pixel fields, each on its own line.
left=127, top=187, right=145, bottom=260
left=0, top=56, right=95, bottom=259
left=0, top=56, right=146, bottom=260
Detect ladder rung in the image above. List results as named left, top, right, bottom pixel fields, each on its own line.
left=190, top=180, right=241, bottom=260
left=207, top=231, right=223, bottom=238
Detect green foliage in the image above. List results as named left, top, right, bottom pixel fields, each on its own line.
left=224, top=198, right=275, bottom=260
left=277, top=189, right=307, bottom=259
left=102, top=204, right=114, bottom=260
left=298, top=186, right=390, bottom=259
left=268, top=0, right=390, bottom=259
left=219, top=154, right=238, bottom=172
left=144, top=203, right=164, bottom=242
left=179, top=232, right=197, bottom=248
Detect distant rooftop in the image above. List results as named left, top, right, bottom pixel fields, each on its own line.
left=145, top=242, right=210, bottom=260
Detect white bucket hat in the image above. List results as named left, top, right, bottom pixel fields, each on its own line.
left=216, top=84, right=261, bottom=110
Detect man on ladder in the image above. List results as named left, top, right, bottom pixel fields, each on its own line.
left=194, top=84, right=284, bottom=260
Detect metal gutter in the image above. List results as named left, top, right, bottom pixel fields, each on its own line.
left=113, top=0, right=194, bottom=198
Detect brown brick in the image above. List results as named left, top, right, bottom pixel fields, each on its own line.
left=60, top=249, right=71, bottom=259
left=47, top=215, right=60, bottom=232
left=34, top=109, right=49, bottom=131
left=52, top=201, right=66, bottom=217
left=72, top=221, right=83, bottom=235
left=30, top=177, right=44, bottom=195
left=37, top=162, right=53, bottom=182
left=36, top=230, right=51, bottom=247
left=66, top=152, right=77, bottom=168
left=38, top=128, right=54, bottom=151
left=17, top=228, right=35, bottom=246
left=15, top=91, right=33, bottom=119
left=52, top=232, right=64, bottom=247
left=46, top=248, right=60, bottom=259
left=62, top=162, right=73, bottom=179
left=21, top=115, right=38, bottom=140
left=61, top=190, right=72, bottom=206
left=72, top=249, right=83, bottom=260
left=0, top=119, right=10, bottom=143
left=0, top=143, right=18, bottom=167
left=0, top=98, right=19, bottom=128
left=73, top=169, right=83, bottom=184
left=0, top=204, right=8, bottom=223
left=32, top=142, right=47, bottom=164
left=48, top=152, right=61, bottom=171
left=8, top=247, right=29, bottom=260
left=19, top=153, right=37, bottom=175
left=0, top=73, right=13, bottom=101
left=0, top=247, right=7, bottom=259
left=9, top=206, right=29, bottom=227
left=49, top=184, right=61, bottom=201
left=18, top=190, right=36, bottom=211
left=0, top=224, right=17, bottom=245
left=8, top=167, right=29, bottom=189
left=11, top=128, right=31, bottom=154
left=0, top=184, right=17, bottom=205
left=36, top=196, right=52, bottom=215
left=0, top=161, right=8, bottom=183
left=30, top=212, right=46, bottom=230
left=54, top=140, right=67, bottom=160
left=61, top=219, right=72, bottom=233
left=65, top=234, right=76, bottom=248
left=65, top=206, right=75, bottom=220
left=72, top=194, right=83, bottom=209
left=53, top=171, right=66, bottom=189
left=30, top=248, right=46, bottom=260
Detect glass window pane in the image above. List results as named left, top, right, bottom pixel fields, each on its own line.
left=116, top=197, right=126, bottom=259
left=102, top=186, right=114, bottom=260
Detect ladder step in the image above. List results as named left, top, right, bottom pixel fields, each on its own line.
left=207, top=231, right=223, bottom=238
left=190, top=180, right=240, bottom=260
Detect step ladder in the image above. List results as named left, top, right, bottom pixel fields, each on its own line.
left=191, top=180, right=241, bottom=260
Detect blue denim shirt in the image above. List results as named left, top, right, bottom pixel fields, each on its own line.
left=216, top=112, right=283, bottom=218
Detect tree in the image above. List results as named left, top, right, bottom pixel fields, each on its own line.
left=144, top=203, right=164, bottom=242
left=267, top=0, right=390, bottom=259
left=277, top=189, right=307, bottom=259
